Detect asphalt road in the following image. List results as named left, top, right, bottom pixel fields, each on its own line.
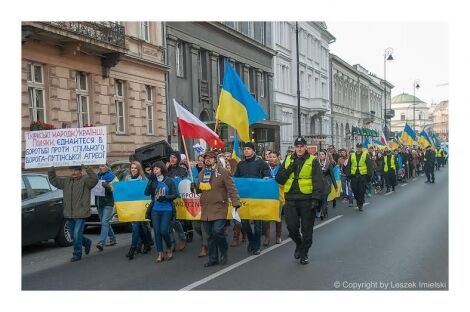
left=22, top=167, right=448, bottom=290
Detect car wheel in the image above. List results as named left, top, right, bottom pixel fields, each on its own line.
left=55, top=220, right=73, bottom=247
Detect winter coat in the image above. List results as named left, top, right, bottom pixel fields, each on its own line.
left=197, top=164, right=241, bottom=221
left=318, top=160, right=337, bottom=195
left=48, top=166, right=98, bottom=219
left=168, top=164, right=188, bottom=179
left=234, top=154, right=271, bottom=178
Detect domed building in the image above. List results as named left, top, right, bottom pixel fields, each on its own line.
left=391, top=93, right=430, bottom=134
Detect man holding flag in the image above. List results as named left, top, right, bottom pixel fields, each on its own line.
left=424, top=145, right=436, bottom=183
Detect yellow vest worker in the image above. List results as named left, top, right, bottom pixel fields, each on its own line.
left=346, top=143, right=373, bottom=211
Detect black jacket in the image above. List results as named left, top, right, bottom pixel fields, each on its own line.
left=168, top=164, right=188, bottom=179
left=275, top=152, right=324, bottom=201
left=424, top=150, right=436, bottom=166
left=234, top=155, right=270, bottom=179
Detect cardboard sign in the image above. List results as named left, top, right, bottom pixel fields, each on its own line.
left=24, top=126, right=107, bottom=169
left=307, top=145, right=317, bottom=154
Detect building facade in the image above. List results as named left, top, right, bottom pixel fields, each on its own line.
left=21, top=21, right=169, bottom=166
left=165, top=22, right=276, bottom=156
left=271, top=22, right=335, bottom=156
left=391, top=93, right=430, bottom=134
left=330, top=54, right=392, bottom=149
left=429, top=100, right=448, bottom=142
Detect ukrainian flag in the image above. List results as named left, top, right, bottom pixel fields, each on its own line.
left=113, top=181, right=150, bottom=222
left=174, top=178, right=281, bottom=221
left=216, top=61, right=268, bottom=142
left=389, top=138, right=400, bottom=150
left=418, top=130, right=433, bottom=149
left=400, top=124, right=417, bottom=146
left=231, top=133, right=242, bottom=162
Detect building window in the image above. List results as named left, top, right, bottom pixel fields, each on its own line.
left=300, top=71, right=305, bottom=96
left=115, top=80, right=126, bottom=134
left=315, top=77, right=319, bottom=98
left=176, top=41, right=185, bottom=78
left=27, top=62, right=46, bottom=123
left=282, top=110, right=293, bottom=142
left=145, top=85, right=154, bottom=135
left=75, top=71, right=90, bottom=127
left=260, top=73, right=265, bottom=98
left=322, top=82, right=326, bottom=99
left=140, top=22, right=150, bottom=42
left=401, top=113, right=405, bottom=121
left=254, top=22, right=265, bottom=44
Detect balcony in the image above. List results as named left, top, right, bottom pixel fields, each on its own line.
left=384, top=108, right=395, bottom=119
left=22, top=21, right=128, bottom=78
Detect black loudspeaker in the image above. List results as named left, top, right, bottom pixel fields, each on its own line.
left=133, top=140, right=174, bottom=167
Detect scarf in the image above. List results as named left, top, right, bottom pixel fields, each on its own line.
left=319, top=158, right=329, bottom=172
left=199, top=165, right=216, bottom=191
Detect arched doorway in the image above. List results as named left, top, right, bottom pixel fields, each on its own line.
left=199, top=110, right=210, bottom=122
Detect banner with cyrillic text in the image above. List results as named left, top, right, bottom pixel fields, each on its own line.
left=24, top=126, right=107, bottom=169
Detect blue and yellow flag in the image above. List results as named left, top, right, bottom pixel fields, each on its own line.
left=389, top=138, right=400, bottom=150
left=400, top=124, right=417, bottom=146
left=113, top=180, right=150, bottom=222
left=418, top=130, right=433, bottom=149
left=232, top=133, right=242, bottom=162
left=431, top=132, right=441, bottom=148
left=216, top=61, right=268, bottom=142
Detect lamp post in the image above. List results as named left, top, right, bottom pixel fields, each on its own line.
left=413, top=79, right=420, bottom=134
left=383, top=47, right=394, bottom=139
left=295, top=22, right=301, bottom=138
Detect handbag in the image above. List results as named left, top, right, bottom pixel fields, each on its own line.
left=145, top=200, right=154, bottom=220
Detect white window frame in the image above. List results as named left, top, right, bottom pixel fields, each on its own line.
left=140, top=22, right=150, bottom=42
left=115, top=80, right=126, bottom=134
left=27, top=62, right=47, bottom=123
left=75, top=71, right=90, bottom=127
left=176, top=41, right=184, bottom=77
left=145, top=85, right=154, bottom=135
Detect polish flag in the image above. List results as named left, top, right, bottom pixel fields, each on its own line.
left=173, top=99, right=225, bottom=149
left=380, top=130, right=388, bottom=146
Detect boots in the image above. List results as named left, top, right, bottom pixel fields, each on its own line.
left=198, top=245, right=208, bottom=257
left=230, top=223, right=241, bottom=247
left=126, top=247, right=136, bottom=260
left=263, top=222, right=270, bottom=246
left=241, top=227, right=247, bottom=243
left=275, top=221, right=282, bottom=244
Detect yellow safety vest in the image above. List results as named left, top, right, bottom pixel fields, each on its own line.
left=437, top=149, right=444, bottom=157
left=284, top=154, right=315, bottom=194
left=383, top=155, right=396, bottom=172
left=350, top=152, right=368, bottom=175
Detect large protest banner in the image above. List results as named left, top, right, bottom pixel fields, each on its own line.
left=24, top=126, right=107, bottom=169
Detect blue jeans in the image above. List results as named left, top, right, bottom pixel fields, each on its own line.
left=341, top=176, right=354, bottom=205
left=203, top=219, right=228, bottom=263
left=68, top=218, right=91, bottom=258
left=242, top=220, right=263, bottom=251
left=131, top=222, right=153, bottom=248
left=151, top=210, right=173, bottom=252
left=97, top=206, right=116, bottom=245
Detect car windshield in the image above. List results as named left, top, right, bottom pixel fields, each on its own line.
left=26, top=175, right=51, bottom=197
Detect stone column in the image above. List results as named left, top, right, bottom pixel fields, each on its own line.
left=243, top=64, right=250, bottom=88
left=189, top=43, right=200, bottom=114
left=166, top=34, right=178, bottom=145
left=210, top=51, right=219, bottom=116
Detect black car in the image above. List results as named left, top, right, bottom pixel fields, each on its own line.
left=22, top=173, right=73, bottom=247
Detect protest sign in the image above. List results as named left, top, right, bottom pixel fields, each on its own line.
left=24, top=126, right=107, bottom=169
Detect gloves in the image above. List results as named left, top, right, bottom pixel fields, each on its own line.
left=286, top=163, right=296, bottom=174
left=190, top=182, right=196, bottom=193
left=157, top=195, right=166, bottom=202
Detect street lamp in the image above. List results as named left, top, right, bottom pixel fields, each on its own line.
left=413, top=79, right=420, bottom=134
left=383, top=47, right=394, bottom=139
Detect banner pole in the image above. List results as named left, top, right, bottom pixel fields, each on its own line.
left=181, top=134, right=195, bottom=187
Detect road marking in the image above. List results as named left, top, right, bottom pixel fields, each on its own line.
left=401, top=183, right=408, bottom=187
left=384, top=192, right=393, bottom=196
left=179, top=215, right=344, bottom=291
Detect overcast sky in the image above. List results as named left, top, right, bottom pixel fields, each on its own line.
left=326, top=22, right=449, bottom=106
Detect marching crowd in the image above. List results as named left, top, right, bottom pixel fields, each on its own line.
left=47, top=137, right=448, bottom=265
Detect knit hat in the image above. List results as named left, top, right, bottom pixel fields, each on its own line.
left=169, top=151, right=181, bottom=163
left=243, top=141, right=256, bottom=151
left=203, top=150, right=218, bottom=159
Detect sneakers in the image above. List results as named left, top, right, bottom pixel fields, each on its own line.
left=106, top=240, right=117, bottom=247
left=220, top=253, right=228, bottom=265
left=294, top=245, right=301, bottom=259
left=252, top=249, right=261, bottom=255
left=177, top=239, right=186, bottom=251
left=203, top=261, right=219, bottom=267
left=300, top=255, right=310, bottom=265
left=358, top=205, right=363, bottom=212
left=96, top=243, right=104, bottom=252
left=70, top=256, right=81, bottom=262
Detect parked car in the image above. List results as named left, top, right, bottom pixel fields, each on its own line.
left=22, top=173, right=73, bottom=247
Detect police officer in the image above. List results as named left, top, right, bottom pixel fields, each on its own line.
left=346, top=143, right=374, bottom=211
left=382, top=148, right=397, bottom=193
left=435, top=147, right=444, bottom=170
left=424, top=145, right=436, bottom=183
left=275, top=137, right=324, bottom=265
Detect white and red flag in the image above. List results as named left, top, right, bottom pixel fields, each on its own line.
left=173, top=99, right=225, bottom=149
left=379, top=130, right=388, bottom=146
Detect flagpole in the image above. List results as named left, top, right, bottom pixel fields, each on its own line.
left=180, top=134, right=195, bottom=187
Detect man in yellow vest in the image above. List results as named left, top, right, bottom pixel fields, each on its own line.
left=346, top=143, right=374, bottom=211
left=435, top=147, right=444, bottom=170
left=275, top=137, right=324, bottom=265
left=382, top=148, right=397, bottom=193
